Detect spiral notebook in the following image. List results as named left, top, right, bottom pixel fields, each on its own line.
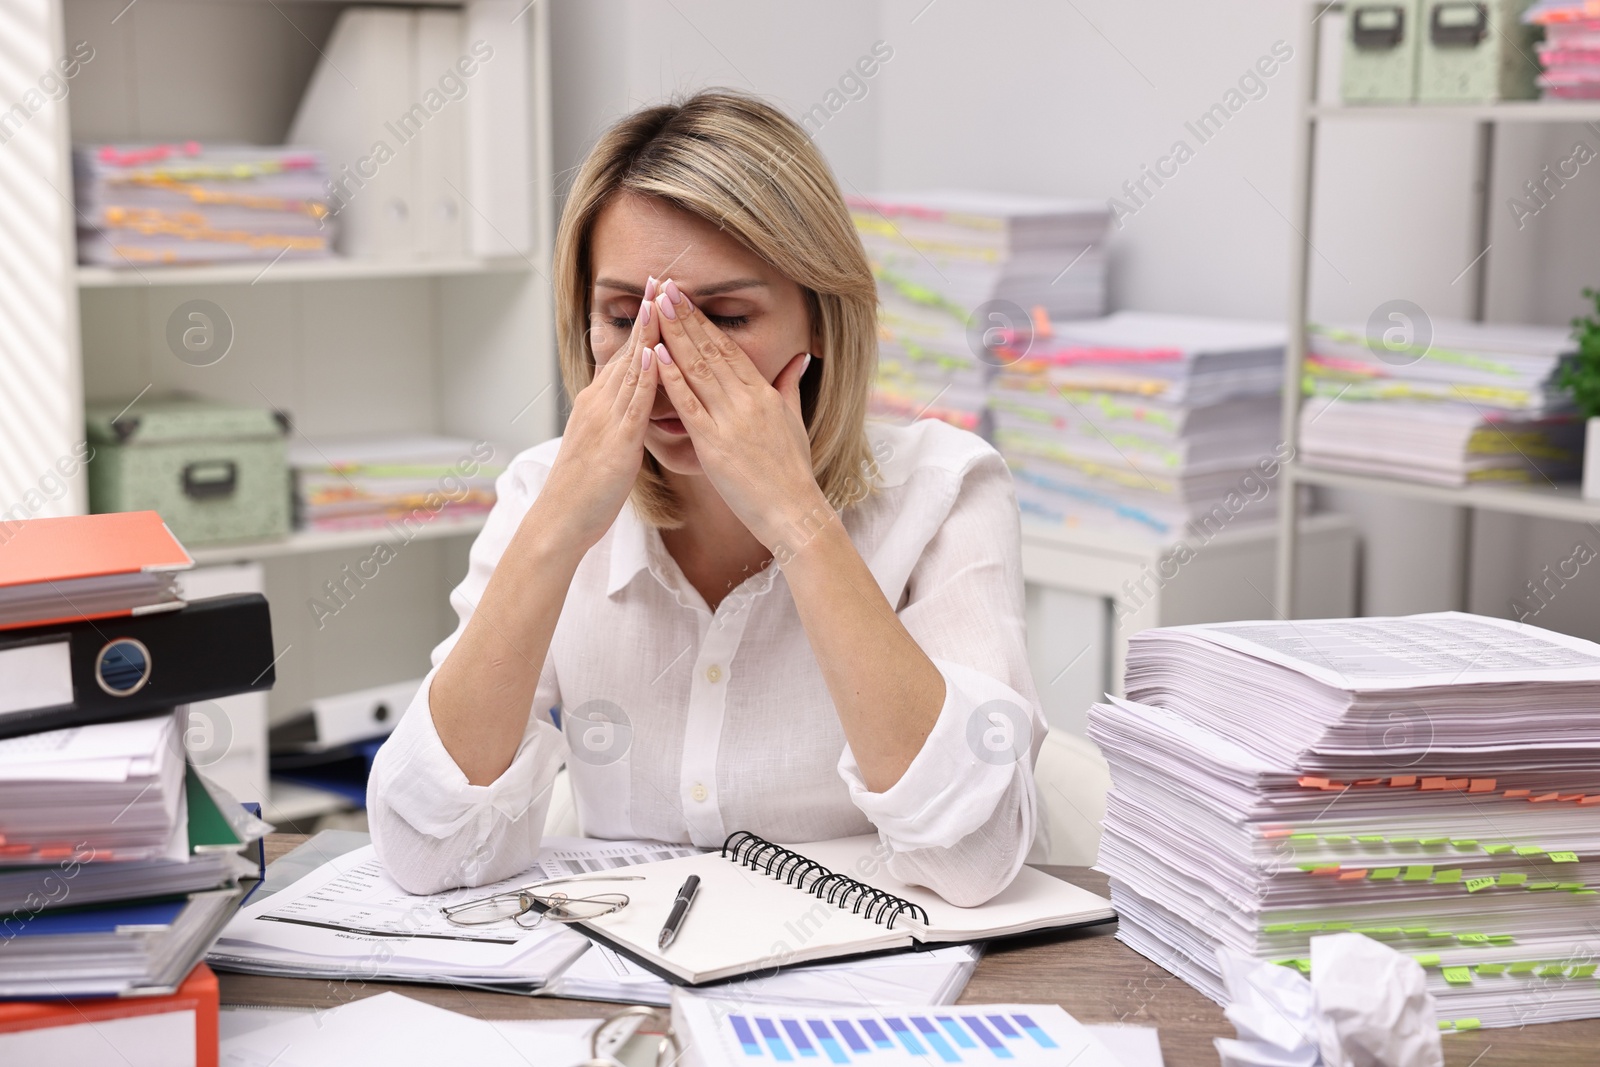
left=564, top=832, right=1116, bottom=986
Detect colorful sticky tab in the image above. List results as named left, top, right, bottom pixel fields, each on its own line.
left=1414, top=953, right=1441, bottom=967
left=1509, top=961, right=1539, bottom=975
left=1442, top=967, right=1473, bottom=985
left=1454, top=1019, right=1482, bottom=1031
left=1531, top=792, right=1561, bottom=803
left=1538, top=964, right=1567, bottom=977
left=1288, top=833, right=1318, bottom=843
left=1263, top=923, right=1295, bottom=934
left=1488, top=935, right=1516, bottom=946
left=1370, top=868, right=1401, bottom=881
left=1513, top=845, right=1545, bottom=856
left=1476, top=964, right=1507, bottom=975
left=1390, top=775, right=1417, bottom=787
left=1499, top=873, right=1528, bottom=886
left=1484, top=844, right=1514, bottom=855
left=1357, top=835, right=1386, bottom=844
left=1558, top=883, right=1586, bottom=891
left=1572, top=964, right=1598, bottom=978
left=1298, top=777, right=1330, bottom=789
left=1465, top=876, right=1497, bottom=893
left=1388, top=837, right=1418, bottom=847
left=1457, top=933, right=1489, bottom=944
left=1420, top=777, right=1447, bottom=790
left=1402, top=926, right=1432, bottom=936
left=1418, top=837, right=1449, bottom=846
left=1549, top=851, right=1580, bottom=863
left=1451, top=840, right=1478, bottom=849
left=1432, top=869, right=1463, bottom=884
left=1504, top=789, right=1531, bottom=798
left=1403, top=865, right=1434, bottom=881
left=1527, top=882, right=1560, bottom=891
left=1262, top=827, right=1295, bottom=839
left=1467, top=778, right=1496, bottom=793
left=1324, top=835, right=1352, bottom=844
left=1338, top=869, right=1368, bottom=881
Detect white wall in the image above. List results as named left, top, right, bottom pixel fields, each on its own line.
left=547, top=0, right=1600, bottom=673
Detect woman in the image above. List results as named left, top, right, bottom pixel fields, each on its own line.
left=368, top=89, right=1045, bottom=907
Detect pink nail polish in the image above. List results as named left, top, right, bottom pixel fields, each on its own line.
left=642, top=345, right=655, bottom=367
left=664, top=279, right=684, bottom=305
left=655, top=342, right=673, bottom=365
left=657, top=292, right=677, bottom=320
left=640, top=300, right=652, bottom=327
left=644, top=276, right=658, bottom=302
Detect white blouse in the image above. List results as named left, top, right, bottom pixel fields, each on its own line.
left=367, top=418, right=1046, bottom=906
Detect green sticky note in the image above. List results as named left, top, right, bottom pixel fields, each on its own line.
left=1509, top=961, right=1539, bottom=975
left=1419, top=837, right=1449, bottom=846
left=1293, top=922, right=1325, bottom=932
left=1370, top=867, right=1401, bottom=880
left=1559, top=882, right=1585, bottom=891
left=1528, top=881, right=1560, bottom=891
left=1263, top=923, right=1295, bottom=934
left=1389, top=837, right=1418, bottom=847
left=1414, top=953, right=1441, bottom=967
left=1291, top=959, right=1311, bottom=973
left=1484, top=844, right=1513, bottom=855
left=1403, top=865, right=1434, bottom=881
left=1457, top=933, right=1490, bottom=944
left=1376, top=926, right=1402, bottom=936
left=1549, top=851, right=1580, bottom=863
left=1357, top=834, right=1386, bottom=844
left=1288, top=833, right=1318, bottom=842
left=1323, top=921, right=1352, bottom=930
left=1499, top=872, right=1528, bottom=886
left=1465, top=876, right=1497, bottom=893
left=1437, top=1021, right=1452, bottom=1031
left=1442, top=966, right=1474, bottom=985
left=1296, top=863, right=1321, bottom=872
left=1571, top=964, right=1598, bottom=978
left=1403, top=926, right=1432, bottom=936
left=1454, top=1019, right=1482, bottom=1031
left=1476, top=963, right=1507, bottom=975
left=1451, top=839, right=1478, bottom=849
left=1488, top=935, right=1516, bottom=946
left=1538, top=964, right=1566, bottom=977
left=1576, top=890, right=1599, bottom=896
left=1514, top=845, right=1545, bottom=856
left=1432, top=868, right=1463, bottom=884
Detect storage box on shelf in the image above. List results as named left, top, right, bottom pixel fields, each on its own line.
left=3, top=0, right=556, bottom=825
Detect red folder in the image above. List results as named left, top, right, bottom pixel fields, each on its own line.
left=0, top=962, right=218, bottom=1067
left=0, top=511, right=192, bottom=630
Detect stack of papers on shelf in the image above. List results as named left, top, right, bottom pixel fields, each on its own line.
left=989, top=312, right=1285, bottom=540
left=289, top=435, right=502, bottom=533
left=850, top=191, right=1111, bottom=433
left=74, top=143, right=333, bottom=268
left=1300, top=319, right=1580, bottom=486
left=0, top=510, right=190, bottom=631
left=1527, top=3, right=1600, bottom=98
left=1090, top=611, right=1600, bottom=1029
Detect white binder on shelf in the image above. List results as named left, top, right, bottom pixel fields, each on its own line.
left=465, top=0, right=533, bottom=257
left=415, top=9, right=469, bottom=259
left=289, top=8, right=418, bottom=259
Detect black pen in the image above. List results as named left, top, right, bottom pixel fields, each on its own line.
left=657, top=874, right=701, bottom=950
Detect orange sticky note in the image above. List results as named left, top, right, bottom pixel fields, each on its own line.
left=1531, top=792, right=1560, bottom=803
left=1299, top=777, right=1330, bottom=789
left=1030, top=305, right=1053, bottom=338
left=1355, top=778, right=1384, bottom=786
left=1391, top=775, right=1418, bottom=787
left=1559, top=794, right=1585, bottom=802
left=1312, top=865, right=1340, bottom=875
left=1420, top=777, right=1447, bottom=790
left=1339, top=869, right=1369, bottom=881
left=1580, top=796, right=1600, bottom=806
left=1467, top=779, right=1496, bottom=793
left=1263, top=827, right=1295, bottom=839
left=1444, top=779, right=1470, bottom=790
left=1503, top=789, right=1530, bottom=798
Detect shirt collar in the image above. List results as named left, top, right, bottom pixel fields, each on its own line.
left=605, top=499, right=653, bottom=597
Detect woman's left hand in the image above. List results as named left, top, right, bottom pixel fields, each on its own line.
left=651, top=281, right=827, bottom=552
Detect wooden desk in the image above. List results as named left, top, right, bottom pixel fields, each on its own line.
left=221, top=835, right=1596, bottom=1066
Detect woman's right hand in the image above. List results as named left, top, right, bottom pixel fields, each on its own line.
left=533, top=278, right=661, bottom=550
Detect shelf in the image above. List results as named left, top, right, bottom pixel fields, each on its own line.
left=1289, top=464, right=1600, bottom=525
left=76, top=256, right=531, bottom=289
left=188, top=512, right=488, bottom=565
left=1310, top=101, right=1600, bottom=124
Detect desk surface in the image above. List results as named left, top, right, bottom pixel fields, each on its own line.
left=223, top=835, right=1596, bottom=1067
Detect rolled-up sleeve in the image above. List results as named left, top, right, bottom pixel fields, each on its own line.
left=367, top=454, right=571, bottom=895
left=837, top=445, right=1045, bottom=907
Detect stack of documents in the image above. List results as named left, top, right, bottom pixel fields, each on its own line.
left=1527, top=3, right=1600, bottom=98
left=1090, top=611, right=1600, bottom=1029
left=74, top=143, right=332, bottom=268
left=1300, top=319, right=1580, bottom=486
left=850, top=191, right=1110, bottom=432
left=290, top=435, right=501, bottom=532
left=989, top=312, right=1285, bottom=539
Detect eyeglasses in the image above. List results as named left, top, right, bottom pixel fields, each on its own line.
left=439, top=875, right=641, bottom=930
left=577, top=1006, right=680, bottom=1067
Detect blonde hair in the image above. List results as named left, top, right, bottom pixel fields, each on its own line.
left=552, top=89, right=878, bottom=528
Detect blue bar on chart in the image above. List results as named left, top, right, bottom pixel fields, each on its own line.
left=727, top=1012, right=1067, bottom=1063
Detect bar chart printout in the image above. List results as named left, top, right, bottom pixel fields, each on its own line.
left=675, top=998, right=1124, bottom=1067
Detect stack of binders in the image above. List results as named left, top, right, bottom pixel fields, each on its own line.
left=1527, top=1, right=1600, bottom=98
left=988, top=312, right=1285, bottom=540
left=0, top=512, right=277, bottom=1001
left=1299, top=319, right=1581, bottom=487
left=1091, top=611, right=1600, bottom=1030
left=74, top=143, right=333, bottom=268
left=850, top=191, right=1110, bottom=434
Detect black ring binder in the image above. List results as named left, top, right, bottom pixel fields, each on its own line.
left=720, top=831, right=930, bottom=929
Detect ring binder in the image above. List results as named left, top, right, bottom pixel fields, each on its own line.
left=721, top=831, right=931, bottom=929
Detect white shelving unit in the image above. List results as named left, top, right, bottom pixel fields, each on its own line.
left=1273, top=1, right=1600, bottom=615
left=2, top=0, right=557, bottom=820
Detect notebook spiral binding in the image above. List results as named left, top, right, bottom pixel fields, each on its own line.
left=721, top=831, right=931, bottom=930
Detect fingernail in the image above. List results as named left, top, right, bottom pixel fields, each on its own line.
left=640, top=300, right=652, bottom=327
left=644, top=276, right=658, bottom=302
left=664, top=278, right=686, bottom=306
left=655, top=342, right=672, bottom=365
left=642, top=345, right=655, bottom=367
left=656, top=292, right=677, bottom=320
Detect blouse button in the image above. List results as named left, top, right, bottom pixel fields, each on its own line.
left=691, top=783, right=709, bottom=803
left=705, top=664, right=723, bottom=683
